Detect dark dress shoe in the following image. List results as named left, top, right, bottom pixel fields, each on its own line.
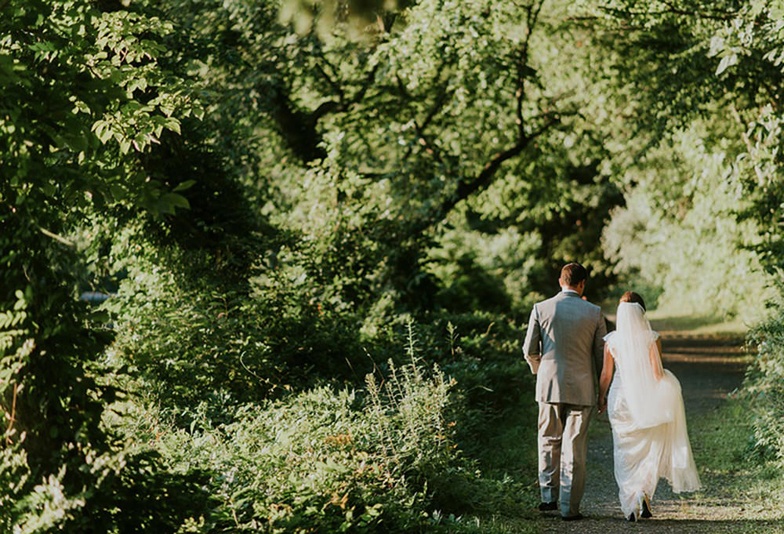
left=627, top=512, right=636, bottom=522
left=562, top=513, right=584, bottom=521
left=538, top=501, right=558, bottom=511
left=641, top=499, right=652, bottom=518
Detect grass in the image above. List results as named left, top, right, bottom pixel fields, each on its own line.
left=645, top=309, right=751, bottom=337
left=443, top=396, right=541, bottom=534
left=692, top=395, right=784, bottom=507
left=691, top=397, right=755, bottom=475
left=447, top=396, right=784, bottom=534
left=445, top=313, right=784, bottom=533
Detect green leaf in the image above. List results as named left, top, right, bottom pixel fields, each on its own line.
left=716, top=53, right=738, bottom=75
left=172, top=180, right=197, bottom=192
left=164, top=117, right=181, bottom=135
left=92, top=121, right=113, bottom=144
left=161, top=192, right=191, bottom=212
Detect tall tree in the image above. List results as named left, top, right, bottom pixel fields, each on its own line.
left=0, top=1, right=212, bottom=529
left=155, top=0, right=622, bottom=319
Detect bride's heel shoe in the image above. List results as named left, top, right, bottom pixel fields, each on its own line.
left=641, top=496, right=652, bottom=519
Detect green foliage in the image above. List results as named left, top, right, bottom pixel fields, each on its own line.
left=744, top=304, right=784, bottom=466
left=0, top=0, right=200, bottom=215
left=155, top=0, right=622, bottom=322
left=0, top=0, right=214, bottom=530
left=8, top=449, right=213, bottom=533
left=100, top=216, right=380, bottom=421
left=570, top=0, right=740, bottom=139
left=700, top=4, right=784, bottom=466
left=602, top=121, right=772, bottom=318
left=12, top=0, right=784, bottom=530
left=135, top=349, right=474, bottom=532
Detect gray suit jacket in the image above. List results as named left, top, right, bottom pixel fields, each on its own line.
left=523, top=291, right=607, bottom=406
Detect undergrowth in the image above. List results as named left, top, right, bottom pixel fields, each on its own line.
left=109, top=320, right=539, bottom=533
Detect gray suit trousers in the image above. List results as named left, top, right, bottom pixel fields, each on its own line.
left=538, top=402, right=593, bottom=517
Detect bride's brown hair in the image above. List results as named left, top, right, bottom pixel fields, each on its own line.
left=620, top=291, right=646, bottom=312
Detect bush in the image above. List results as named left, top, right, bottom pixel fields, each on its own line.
left=9, top=449, right=214, bottom=533
left=103, top=224, right=375, bottom=422
left=137, top=348, right=477, bottom=533
left=744, top=306, right=784, bottom=466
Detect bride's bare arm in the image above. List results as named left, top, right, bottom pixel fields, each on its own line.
left=598, top=343, right=614, bottom=413
left=649, top=338, right=664, bottom=380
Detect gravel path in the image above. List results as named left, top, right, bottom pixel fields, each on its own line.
left=535, top=332, right=784, bottom=533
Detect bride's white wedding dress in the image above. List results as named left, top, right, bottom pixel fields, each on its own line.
left=604, top=304, right=701, bottom=520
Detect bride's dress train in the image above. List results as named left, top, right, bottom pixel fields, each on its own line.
left=608, top=367, right=701, bottom=519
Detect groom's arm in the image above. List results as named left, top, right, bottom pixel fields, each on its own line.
left=523, top=305, right=542, bottom=374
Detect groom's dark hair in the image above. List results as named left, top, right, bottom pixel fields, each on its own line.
left=560, top=263, right=587, bottom=286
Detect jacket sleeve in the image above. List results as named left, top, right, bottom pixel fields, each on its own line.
left=523, top=304, right=542, bottom=374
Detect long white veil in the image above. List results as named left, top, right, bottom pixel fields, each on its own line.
left=612, top=302, right=673, bottom=429
left=608, top=301, right=701, bottom=498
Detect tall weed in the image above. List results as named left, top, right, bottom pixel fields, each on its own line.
left=146, top=336, right=472, bottom=532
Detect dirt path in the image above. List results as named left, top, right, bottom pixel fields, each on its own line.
left=535, top=332, right=784, bottom=533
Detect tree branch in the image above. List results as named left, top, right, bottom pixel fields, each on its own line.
left=398, top=59, right=451, bottom=164
left=407, top=0, right=550, bottom=236
left=269, top=58, right=380, bottom=163
left=314, top=59, right=346, bottom=104
left=453, top=112, right=561, bottom=214
left=659, top=0, right=738, bottom=21
left=515, top=0, right=545, bottom=138
left=411, top=85, right=451, bottom=165
left=571, top=1, right=738, bottom=23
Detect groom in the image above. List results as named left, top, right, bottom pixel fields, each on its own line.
left=522, top=263, right=606, bottom=521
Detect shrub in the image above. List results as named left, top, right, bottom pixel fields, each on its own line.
left=9, top=449, right=214, bottom=533
left=744, top=307, right=784, bottom=466
left=138, top=345, right=476, bottom=533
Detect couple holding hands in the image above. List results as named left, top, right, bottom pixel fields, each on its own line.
left=523, top=263, right=701, bottom=522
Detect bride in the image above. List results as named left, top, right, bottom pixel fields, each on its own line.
left=598, top=291, right=701, bottom=522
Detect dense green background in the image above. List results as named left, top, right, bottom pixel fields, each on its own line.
left=2, top=0, right=784, bottom=531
